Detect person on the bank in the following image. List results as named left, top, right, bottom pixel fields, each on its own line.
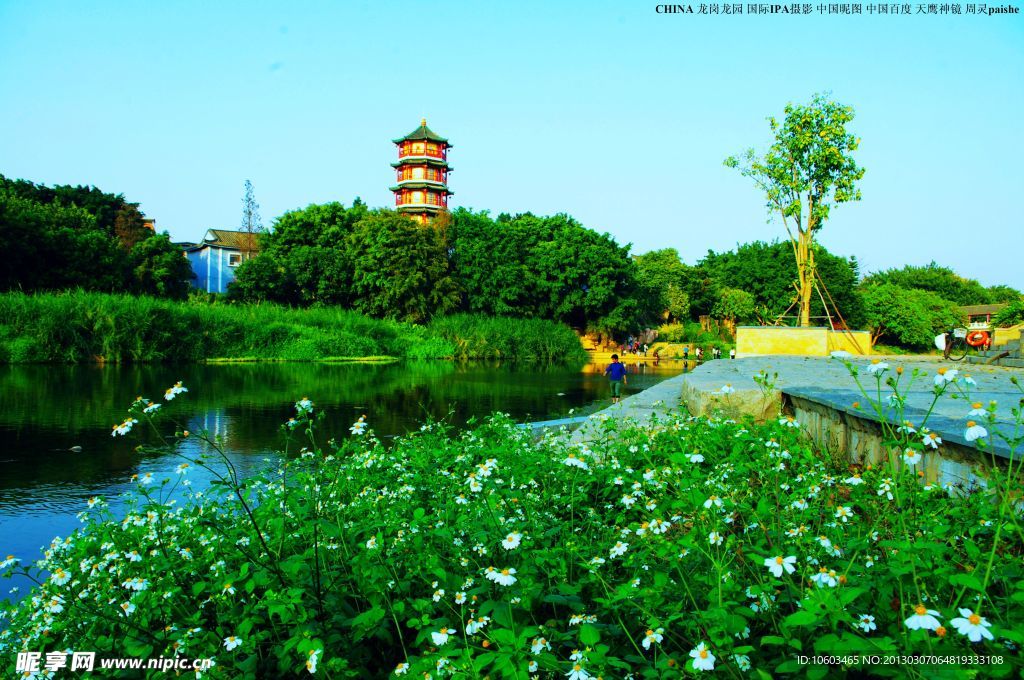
left=605, top=353, right=628, bottom=404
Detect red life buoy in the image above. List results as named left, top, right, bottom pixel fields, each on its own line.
left=966, top=330, right=989, bottom=347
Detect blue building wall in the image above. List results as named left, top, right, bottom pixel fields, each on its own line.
left=186, top=246, right=240, bottom=294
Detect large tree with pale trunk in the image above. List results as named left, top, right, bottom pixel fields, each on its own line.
left=725, top=94, right=865, bottom=327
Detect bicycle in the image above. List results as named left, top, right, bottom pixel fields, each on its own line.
left=942, top=327, right=969, bottom=362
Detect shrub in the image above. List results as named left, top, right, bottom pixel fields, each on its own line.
left=993, top=300, right=1024, bottom=329
left=2, top=371, right=1020, bottom=677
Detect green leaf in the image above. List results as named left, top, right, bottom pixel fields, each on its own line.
left=949, top=573, right=985, bottom=592
left=783, top=610, right=819, bottom=628
left=580, top=623, right=600, bottom=646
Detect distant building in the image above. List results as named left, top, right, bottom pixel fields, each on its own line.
left=961, top=303, right=1007, bottom=331
left=389, top=119, right=454, bottom=224
left=184, top=229, right=261, bottom=294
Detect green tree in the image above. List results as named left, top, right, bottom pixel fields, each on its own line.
left=113, top=204, right=149, bottom=251
left=726, top=94, right=865, bottom=327
left=700, top=241, right=864, bottom=327
left=859, top=283, right=963, bottom=349
left=711, top=287, right=756, bottom=325
left=129, top=233, right=195, bottom=299
left=347, top=212, right=459, bottom=323
left=862, top=262, right=998, bottom=306
left=229, top=201, right=368, bottom=305
left=449, top=209, right=649, bottom=332
left=993, top=300, right=1024, bottom=328
left=634, top=248, right=691, bottom=322
left=986, top=284, right=1023, bottom=304
left=0, top=189, right=124, bottom=292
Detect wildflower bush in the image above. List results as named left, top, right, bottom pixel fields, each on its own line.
left=2, top=369, right=1022, bottom=678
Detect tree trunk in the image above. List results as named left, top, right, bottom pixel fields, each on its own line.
left=797, top=230, right=813, bottom=327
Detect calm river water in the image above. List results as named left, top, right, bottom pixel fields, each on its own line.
left=0, top=359, right=686, bottom=600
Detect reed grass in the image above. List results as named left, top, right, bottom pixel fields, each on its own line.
left=0, top=291, right=585, bottom=364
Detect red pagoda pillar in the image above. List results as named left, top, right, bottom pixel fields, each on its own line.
left=390, top=119, right=453, bottom=225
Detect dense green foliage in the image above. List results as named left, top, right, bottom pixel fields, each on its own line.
left=859, top=283, right=964, bottom=349
left=451, top=210, right=646, bottom=332
left=0, top=175, right=194, bottom=298
left=633, top=248, right=691, bottom=322
left=993, top=300, right=1024, bottom=328
left=429, top=314, right=587, bottom=362
left=231, top=204, right=645, bottom=333
left=863, top=262, right=1019, bottom=307
left=2, top=369, right=1020, bottom=677
left=700, top=241, right=864, bottom=327
left=0, top=291, right=584, bottom=363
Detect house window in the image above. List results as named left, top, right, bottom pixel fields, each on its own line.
left=228, top=253, right=242, bottom=267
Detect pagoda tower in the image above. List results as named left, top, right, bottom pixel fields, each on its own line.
left=390, top=119, right=453, bottom=225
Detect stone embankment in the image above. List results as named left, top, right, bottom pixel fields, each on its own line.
left=564, top=356, right=1023, bottom=487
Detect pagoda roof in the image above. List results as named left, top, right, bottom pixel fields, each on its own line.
left=391, top=158, right=452, bottom=170
left=392, top=119, right=452, bottom=146
left=397, top=204, right=446, bottom=213
left=389, top=182, right=454, bottom=194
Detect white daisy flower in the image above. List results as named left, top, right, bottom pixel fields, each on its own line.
left=689, top=642, right=716, bottom=671
left=530, top=637, right=551, bottom=654
left=641, top=627, right=664, bottom=650
left=865, top=361, right=889, bottom=375
left=464, top=616, right=489, bottom=635
left=964, top=421, right=988, bottom=442
left=501, top=532, right=522, bottom=550
left=904, top=605, right=942, bottom=631
left=563, top=453, right=589, bottom=470
left=431, top=627, right=453, bottom=645
left=708, top=531, right=723, bottom=546
left=950, top=608, right=993, bottom=642
left=855, top=614, right=877, bottom=633
left=764, top=555, right=797, bottom=578
left=810, top=567, right=838, bottom=588
left=903, top=449, right=922, bottom=466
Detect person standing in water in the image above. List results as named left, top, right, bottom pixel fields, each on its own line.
left=605, top=354, right=628, bottom=404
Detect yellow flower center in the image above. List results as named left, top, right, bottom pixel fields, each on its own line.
left=573, top=665, right=582, bottom=672
left=967, top=421, right=976, bottom=428
left=501, top=569, right=510, bottom=575
left=775, top=557, right=784, bottom=564
left=973, top=402, right=982, bottom=409
left=938, top=367, right=947, bottom=375
left=915, top=605, right=927, bottom=615
left=699, top=650, right=709, bottom=659
left=968, top=614, right=981, bottom=625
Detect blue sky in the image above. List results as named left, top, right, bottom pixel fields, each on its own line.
left=2, top=1, right=1022, bottom=288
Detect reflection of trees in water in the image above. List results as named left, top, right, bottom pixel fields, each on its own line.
left=0, top=360, right=686, bottom=500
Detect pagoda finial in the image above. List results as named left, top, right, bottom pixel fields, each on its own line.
left=421, top=118, right=427, bottom=127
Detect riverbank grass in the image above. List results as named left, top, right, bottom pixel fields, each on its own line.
left=0, top=291, right=587, bottom=364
